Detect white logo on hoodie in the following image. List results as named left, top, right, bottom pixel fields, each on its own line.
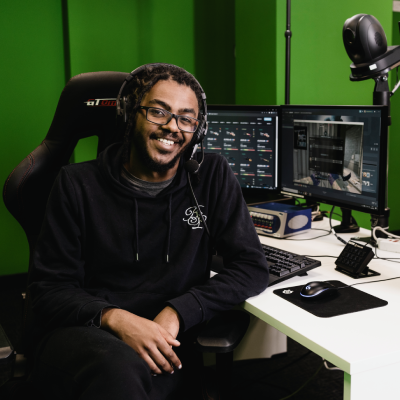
left=183, top=206, right=207, bottom=229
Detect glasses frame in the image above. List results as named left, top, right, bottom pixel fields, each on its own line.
left=139, top=106, right=199, bottom=133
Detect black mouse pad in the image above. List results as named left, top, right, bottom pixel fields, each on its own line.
left=273, top=280, right=388, bottom=318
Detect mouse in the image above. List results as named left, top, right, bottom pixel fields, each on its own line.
left=300, top=281, right=338, bottom=300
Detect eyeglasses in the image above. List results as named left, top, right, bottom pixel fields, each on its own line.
left=139, top=106, right=199, bottom=133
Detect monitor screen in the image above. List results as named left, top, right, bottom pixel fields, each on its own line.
left=205, top=105, right=280, bottom=194
left=280, top=105, right=388, bottom=215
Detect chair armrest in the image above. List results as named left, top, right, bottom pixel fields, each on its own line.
left=0, top=324, right=16, bottom=385
left=196, top=310, right=250, bottom=353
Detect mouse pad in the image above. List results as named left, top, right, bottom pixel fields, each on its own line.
left=273, top=280, right=388, bottom=318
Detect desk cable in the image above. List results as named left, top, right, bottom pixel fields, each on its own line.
left=282, top=227, right=332, bottom=241
left=233, top=349, right=312, bottom=393
left=322, top=359, right=341, bottom=371
left=373, top=246, right=400, bottom=263
left=278, top=361, right=325, bottom=400
left=329, top=206, right=347, bottom=245
left=234, top=348, right=343, bottom=399
left=278, top=357, right=343, bottom=400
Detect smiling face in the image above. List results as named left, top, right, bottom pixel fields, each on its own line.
left=125, top=79, right=199, bottom=182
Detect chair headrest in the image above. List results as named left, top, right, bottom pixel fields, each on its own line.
left=45, top=71, right=129, bottom=161
left=3, top=71, right=129, bottom=238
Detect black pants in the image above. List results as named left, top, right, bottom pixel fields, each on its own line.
left=30, top=326, right=201, bottom=400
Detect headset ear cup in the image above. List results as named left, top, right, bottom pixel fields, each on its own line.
left=195, top=119, right=207, bottom=144
left=122, top=96, right=133, bottom=123
left=120, top=96, right=126, bottom=123
left=194, top=126, right=202, bottom=144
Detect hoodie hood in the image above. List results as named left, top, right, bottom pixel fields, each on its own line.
left=98, top=143, right=189, bottom=199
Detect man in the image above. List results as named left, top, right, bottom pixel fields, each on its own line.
left=29, top=64, right=269, bottom=399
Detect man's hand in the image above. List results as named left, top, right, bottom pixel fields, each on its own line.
left=153, top=306, right=181, bottom=340
left=101, top=308, right=181, bottom=375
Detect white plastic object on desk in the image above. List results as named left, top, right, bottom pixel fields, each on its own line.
left=377, top=238, right=400, bottom=253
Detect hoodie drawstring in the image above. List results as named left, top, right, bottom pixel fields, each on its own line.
left=166, top=194, right=172, bottom=264
left=133, top=198, right=139, bottom=262
left=133, top=195, right=172, bottom=264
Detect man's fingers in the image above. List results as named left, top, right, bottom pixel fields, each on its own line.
left=158, top=325, right=180, bottom=347
left=141, top=353, right=162, bottom=375
left=155, top=326, right=182, bottom=370
left=139, top=345, right=179, bottom=375
left=157, top=340, right=182, bottom=371
left=148, top=345, right=176, bottom=374
left=166, top=337, right=180, bottom=347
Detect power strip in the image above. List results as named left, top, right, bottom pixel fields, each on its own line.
left=377, top=238, right=400, bottom=253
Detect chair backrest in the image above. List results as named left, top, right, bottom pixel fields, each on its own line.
left=3, top=71, right=128, bottom=254
left=2, top=71, right=128, bottom=354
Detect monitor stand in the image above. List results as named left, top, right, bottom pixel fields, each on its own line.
left=351, top=208, right=390, bottom=247
left=352, top=235, right=376, bottom=246
left=333, top=208, right=360, bottom=233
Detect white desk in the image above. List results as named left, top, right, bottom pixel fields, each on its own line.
left=244, top=219, right=400, bottom=400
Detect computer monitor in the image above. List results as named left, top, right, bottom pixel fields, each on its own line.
left=280, top=105, right=388, bottom=216
left=205, top=105, right=280, bottom=201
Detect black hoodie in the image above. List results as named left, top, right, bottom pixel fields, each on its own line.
left=30, top=143, right=269, bottom=336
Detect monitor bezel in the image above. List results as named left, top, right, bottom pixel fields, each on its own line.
left=206, top=104, right=281, bottom=201
left=279, top=104, right=389, bottom=216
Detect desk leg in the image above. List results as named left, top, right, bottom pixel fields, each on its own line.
left=234, top=315, right=287, bottom=361
left=343, top=361, right=400, bottom=400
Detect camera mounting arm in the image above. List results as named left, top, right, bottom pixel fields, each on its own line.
left=373, top=73, right=391, bottom=126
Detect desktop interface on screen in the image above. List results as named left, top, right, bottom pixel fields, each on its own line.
left=205, top=105, right=279, bottom=190
left=280, top=105, right=387, bottom=214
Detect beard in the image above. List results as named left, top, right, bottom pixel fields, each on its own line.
left=130, top=128, right=194, bottom=173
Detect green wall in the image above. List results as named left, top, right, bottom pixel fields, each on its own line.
left=0, top=1, right=66, bottom=276
left=390, top=11, right=400, bottom=233
left=194, top=0, right=236, bottom=104
left=235, top=0, right=277, bottom=106
left=0, top=1, right=396, bottom=276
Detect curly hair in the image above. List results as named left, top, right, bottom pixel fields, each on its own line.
left=122, top=64, right=204, bottom=161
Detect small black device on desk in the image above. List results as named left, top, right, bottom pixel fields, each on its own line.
left=335, top=240, right=377, bottom=279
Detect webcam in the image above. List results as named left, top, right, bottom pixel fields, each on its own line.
left=343, top=14, right=400, bottom=81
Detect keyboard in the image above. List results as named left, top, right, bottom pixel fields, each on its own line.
left=262, top=244, right=322, bottom=286
left=211, top=245, right=322, bottom=286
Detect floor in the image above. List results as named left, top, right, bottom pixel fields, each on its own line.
left=0, top=273, right=344, bottom=399
left=231, top=341, right=343, bottom=399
